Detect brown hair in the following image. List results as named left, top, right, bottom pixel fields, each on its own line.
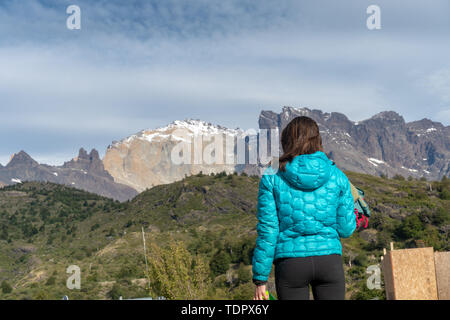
left=279, top=116, right=324, bottom=171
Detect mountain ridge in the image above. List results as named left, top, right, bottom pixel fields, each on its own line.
left=0, top=148, right=138, bottom=201
left=1, top=107, right=448, bottom=199
left=259, top=106, right=449, bottom=181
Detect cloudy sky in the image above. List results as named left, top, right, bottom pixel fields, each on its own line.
left=1, top=0, right=449, bottom=165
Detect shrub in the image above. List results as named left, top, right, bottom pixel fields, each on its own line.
left=351, top=282, right=385, bottom=300
left=147, top=240, right=211, bottom=300
left=45, top=276, right=56, bottom=286
left=395, top=214, right=424, bottom=239
left=375, top=231, right=391, bottom=250
left=439, top=188, right=450, bottom=200
left=108, top=283, right=123, bottom=300
left=433, top=207, right=449, bottom=226
left=33, top=289, right=50, bottom=300
left=232, top=283, right=253, bottom=300
left=236, top=263, right=252, bottom=285
left=354, top=254, right=369, bottom=267
left=210, top=251, right=231, bottom=277
left=412, top=190, right=427, bottom=200
left=1, top=280, right=12, bottom=294
left=117, top=265, right=138, bottom=279
left=436, top=177, right=449, bottom=200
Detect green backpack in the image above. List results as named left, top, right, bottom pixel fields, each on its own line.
left=350, top=183, right=370, bottom=228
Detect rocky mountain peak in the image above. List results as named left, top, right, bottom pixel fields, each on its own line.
left=77, top=148, right=89, bottom=160
left=6, top=151, right=39, bottom=168
left=63, top=148, right=104, bottom=174
left=328, top=112, right=350, bottom=123
left=167, top=119, right=242, bottom=136
left=407, top=118, right=445, bottom=133
left=73, top=148, right=101, bottom=162
left=282, top=106, right=310, bottom=113
left=89, top=149, right=100, bottom=161
left=103, top=119, right=243, bottom=192
left=259, top=110, right=280, bottom=129
left=110, top=119, right=242, bottom=150
left=281, top=106, right=312, bottom=119
left=0, top=148, right=137, bottom=201
left=369, top=111, right=405, bottom=123
left=258, top=107, right=449, bottom=181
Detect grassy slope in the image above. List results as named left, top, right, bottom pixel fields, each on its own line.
left=0, top=172, right=448, bottom=300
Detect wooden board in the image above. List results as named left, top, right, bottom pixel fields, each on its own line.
left=382, top=247, right=438, bottom=300
left=434, top=251, right=450, bottom=300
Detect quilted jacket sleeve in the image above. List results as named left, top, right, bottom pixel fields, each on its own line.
left=336, top=170, right=356, bottom=238
left=252, top=172, right=279, bottom=283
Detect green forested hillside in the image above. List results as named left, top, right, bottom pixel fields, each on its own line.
left=0, top=172, right=448, bottom=300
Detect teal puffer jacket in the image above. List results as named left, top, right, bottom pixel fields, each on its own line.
left=252, top=151, right=356, bottom=283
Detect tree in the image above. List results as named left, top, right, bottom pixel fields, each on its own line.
left=393, top=174, right=405, bottom=181
left=0, top=227, right=8, bottom=241
left=433, top=207, right=449, bottom=226
left=210, top=251, right=231, bottom=277
left=1, top=280, right=12, bottom=294
left=375, top=231, right=391, bottom=250
left=147, top=240, right=211, bottom=300
left=354, top=254, right=369, bottom=267
left=437, top=176, right=450, bottom=200
left=396, top=214, right=424, bottom=239
left=236, top=263, right=251, bottom=285
left=108, top=283, right=123, bottom=300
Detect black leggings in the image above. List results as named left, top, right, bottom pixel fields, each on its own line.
left=275, top=254, right=346, bottom=300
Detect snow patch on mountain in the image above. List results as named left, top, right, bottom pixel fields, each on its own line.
left=368, top=158, right=385, bottom=167
left=402, top=166, right=419, bottom=173
left=112, top=120, right=243, bottom=148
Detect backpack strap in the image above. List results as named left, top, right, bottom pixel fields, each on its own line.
left=350, top=182, right=360, bottom=202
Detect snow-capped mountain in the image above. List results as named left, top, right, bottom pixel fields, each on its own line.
left=103, top=120, right=245, bottom=192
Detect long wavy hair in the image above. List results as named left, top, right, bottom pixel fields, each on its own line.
left=279, top=116, right=324, bottom=171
